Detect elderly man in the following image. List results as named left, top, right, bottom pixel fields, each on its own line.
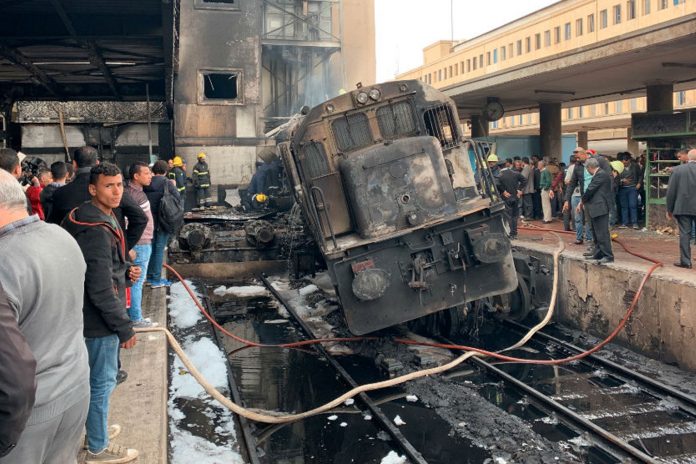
left=577, top=157, right=614, bottom=264
left=666, top=149, right=696, bottom=269
left=0, top=169, right=90, bottom=464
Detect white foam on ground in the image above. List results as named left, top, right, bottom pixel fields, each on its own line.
left=213, top=285, right=269, bottom=298
left=298, top=284, right=320, bottom=296
left=380, top=451, right=407, bottom=464
left=393, top=415, right=406, bottom=426
left=405, top=395, right=418, bottom=403
left=170, top=337, right=229, bottom=398
left=169, top=281, right=203, bottom=329
left=170, top=428, right=243, bottom=464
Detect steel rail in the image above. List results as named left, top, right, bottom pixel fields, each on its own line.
left=466, top=355, right=659, bottom=464
left=259, top=275, right=429, bottom=464
left=504, top=319, right=696, bottom=410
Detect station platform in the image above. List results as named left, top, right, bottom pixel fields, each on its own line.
left=78, top=287, right=169, bottom=464
left=514, top=218, right=696, bottom=371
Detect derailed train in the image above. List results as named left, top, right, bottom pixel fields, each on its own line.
left=274, top=80, right=529, bottom=335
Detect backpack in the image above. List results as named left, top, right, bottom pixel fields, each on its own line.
left=159, top=182, right=184, bottom=234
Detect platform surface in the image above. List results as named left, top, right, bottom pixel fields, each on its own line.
left=78, top=286, right=169, bottom=463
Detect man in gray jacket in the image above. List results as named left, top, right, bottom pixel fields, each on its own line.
left=666, top=149, right=696, bottom=269
left=0, top=169, right=90, bottom=464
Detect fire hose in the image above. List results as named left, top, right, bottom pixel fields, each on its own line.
left=134, top=227, right=661, bottom=424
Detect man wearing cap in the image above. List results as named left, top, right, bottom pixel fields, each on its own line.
left=167, top=156, right=187, bottom=206
left=192, top=152, right=213, bottom=208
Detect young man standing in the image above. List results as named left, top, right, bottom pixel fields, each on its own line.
left=62, top=163, right=139, bottom=463
left=125, top=162, right=157, bottom=327
left=40, top=161, right=69, bottom=221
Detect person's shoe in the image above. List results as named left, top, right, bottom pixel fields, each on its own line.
left=583, top=250, right=597, bottom=257
left=116, top=370, right=128, bottom=385
left=84, top=425, right=122, bottom=449
left=585, top=253, right=603, bottom=260
left=85, top=443, right=138, bottom=463
left=618, top=225, right=628, bottom=229
left=573, top=240, right=583, bottom=245
left=632, top=224, right=640, bottom=230
left=133, top=318, right=159, bottom=329
left=542, top=220, right=552, bottom=224
left=150, top=279, right=173, bottom=289
left=673, top=262, right=693, bottom=269
left=596, top=257, right=614, bottom=264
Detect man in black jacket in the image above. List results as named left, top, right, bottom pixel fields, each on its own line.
left=62, top=163, right=139, bottom=463
left=495, top=162, right=527, bottom=239
left=47, top=146, right=147, bottom=251
left=666, top=149, right=696, bottom=269
left=577, top=158, right=614, bottom=264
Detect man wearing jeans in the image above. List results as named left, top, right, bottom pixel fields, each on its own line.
left=145, top=160, right=180, bottom=287
left=125, top=162, right=157, bottom=327
left=618, top=153, right=641, bottom=229
left=62, top=163, right=139, bottom=463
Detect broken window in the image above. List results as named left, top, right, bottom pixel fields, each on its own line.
left=332, top=113, right=372, bottom=152
left=377, top=102, right=417, bottom=139
left=202, top=72, right=239, bottom=100
left=424, top=104, right=459, bottom=149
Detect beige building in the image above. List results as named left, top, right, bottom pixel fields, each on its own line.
left=398, top=0, right=696, bottom=154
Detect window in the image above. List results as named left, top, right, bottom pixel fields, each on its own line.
left=516, top=40, right=522, bottom=55
left=424, top=104, right=460, bottom=149
left=578, top=106, right=584, bottom=118
left=590, top=104, right=597, bottom=117
left=677, top=91, right=686, bottom=106
left=588, top=14, right=595, bottom=32
left=493, top=49, right=498, bottom=64
left=674, top=0, right=685, bottom=5
left=508, top=43, right=513, bottom=58
left=615, top=101, right=623, bottom=113
left=332, top=113, right=372, bottom=152
left=630, top=98, right=638, bottom=111
left=535, top=33, right=541, bottom=50
left=525, top=36, right=531, bottom=53
left=643, top=0, right=651, bottom=14
left=472, top=58, right=477, bottom=71
left=567, top=108, right=574, bottom=119
left=526, top=114, right=532, bottom=124
left=466, top=59, right=471, bottom=72
left=449, top=65, right=453, bottom=77
left=564, top=22, right=571, bottom=40
left=486, top=51, right=491, bottom=66
left=479, top=54, right=483, bottom=68
left=604, top=102, right=610, bottom=114
left=377, top=102, right=417, bottom=139
left=518, top=115, right=523, bottom=125
left=438, top=69, right=442, bottom=81
left=454, top=63, right=459, bottom=76
left=544, top=30, right=551, bottom=47
left=200, top=71, right=241, bottom=103
left=627, top=0, right=636, bottom=19
left=576, top=18, right=583, bottom=36
left=491, top=120, right=499, bottom=129
left=501, top=46, right=507, bottom=61
left=554, top=26, right=561, bottom=43
left=613, top=4, right=622, bottom=24
left=658, top=0, right=667, bottom=9
left=600, top=9, right=608, bottom=28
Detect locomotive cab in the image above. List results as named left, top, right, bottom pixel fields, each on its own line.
left=282, top=80, right=518, bottom=335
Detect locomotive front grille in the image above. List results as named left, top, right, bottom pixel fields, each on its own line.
left=424, top=104, right=460, bottom=150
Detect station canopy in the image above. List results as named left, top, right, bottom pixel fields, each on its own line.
left=0, top=0, right=173, bottom=102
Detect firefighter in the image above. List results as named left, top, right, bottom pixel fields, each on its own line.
left=192, top=152, right=213, bottom=208
left=167, top=156, right=187, bottom=205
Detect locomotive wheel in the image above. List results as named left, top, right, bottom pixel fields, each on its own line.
left=491, top=274, right=532, bottom=322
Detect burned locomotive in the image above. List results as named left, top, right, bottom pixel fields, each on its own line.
left=277, top=80, right=520, bottom=335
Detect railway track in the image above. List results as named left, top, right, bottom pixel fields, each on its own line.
left=444, top=321, right=696, bottom=463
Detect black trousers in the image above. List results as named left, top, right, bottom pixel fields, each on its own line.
left=505, top=200, right=520, bottom=237
left=589, top=213, right=613, bottom=259
left=532, top=191, right=542, bottom=219
left=522, top=194, right=534, bottom=218
left=676, top=215, right=696, bottom=266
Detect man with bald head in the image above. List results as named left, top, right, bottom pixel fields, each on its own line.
left=666, top=149, right=696, bottom=269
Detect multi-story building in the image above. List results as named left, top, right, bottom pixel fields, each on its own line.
left=398, top=0, right=696, bottom=154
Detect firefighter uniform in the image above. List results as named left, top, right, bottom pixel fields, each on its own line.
left=192, top=152, right=213, bottom=207
left=168, top=156, right=187, bottom=205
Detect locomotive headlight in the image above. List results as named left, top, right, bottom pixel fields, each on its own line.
left=356, top=91, right=369, bottom=105
left=325, top=103, right=335, bottom=113
left=368, top=88, right=381, bottom=101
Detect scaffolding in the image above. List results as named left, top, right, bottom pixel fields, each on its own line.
left=261, top=0, right=343, bottom=131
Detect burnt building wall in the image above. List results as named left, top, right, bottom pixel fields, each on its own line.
left=173, top=0, right=263, bottom=190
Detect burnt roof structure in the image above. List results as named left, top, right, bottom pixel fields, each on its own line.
left=0, top=0, right=176, bottom=105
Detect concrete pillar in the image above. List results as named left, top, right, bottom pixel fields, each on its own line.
left=626, top=128, right=640, bottom=156
left=539, top=102, right=562, bottom=160
left=646, top=84, right=673, bottom=112
left=577, top=131, right=588, bottom=150
left=470, top=115, right=489, bottom=138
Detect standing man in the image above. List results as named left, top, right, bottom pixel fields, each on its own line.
left=496, top=161, right=527, bottom=239
left=539, top=160, right=554, bottom=224
left=40, top=161, right=69, bottom=221
left=577, top=158, right=614, bottom=264
left=192, top=152, right=213, bottom=208
left=520, top=157, right=535, bottom=220
left=0, top=169, right=90, bottom=464
left=145, top=160, right=181, bottom=288
left=531, top=155, right=542, bottom=219
left=0, top=148, right=22, bottom=180
left=25, top=168, right=52, bottom=220
left=125, top=162, right=157, bottom=327
left=167, top=156, right=187, bottom=206
left=666, top=149, right=696, bottom=269
left=618, top=153, right=641, bottom=229
left=62, top=163, right=139, bottom=463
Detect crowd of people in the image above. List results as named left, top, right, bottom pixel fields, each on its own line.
left=0, top=146, right=183, bottom=464
left=490, top=146, right=696, bottom=267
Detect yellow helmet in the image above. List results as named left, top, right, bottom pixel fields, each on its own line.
left=197, top=152, right=206, bottom=160
left=610, top=160, right=624, bottom=174
left=487, top=153, right=499, bottom=163
left=172, top=156, right=183, bottom=167
left=253, top=193, right=268, bottom=203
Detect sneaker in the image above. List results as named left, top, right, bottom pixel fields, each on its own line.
left=116, top=370, right=128, bottom=385
left=618, top=225, right=628, bottom=229
left=632, top=224, right=640, bottom=230
left=150, top=279, right=173, bottom=289
left=84, top=425, right=122, bottom=449
left=85, top=443, right=138, bottom=463
left=133, top=318, right=159, bottom=328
